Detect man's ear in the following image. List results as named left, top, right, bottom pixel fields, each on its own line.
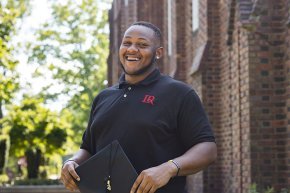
left=155, top=47, right=164, bottom=59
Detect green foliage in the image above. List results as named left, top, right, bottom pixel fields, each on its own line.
left=27, top=0, right=110, bottom=145
left=281, top=189, right=289, bottom=193
left=250, top=183, right=259, bottom=193
left=249, top=183, right=289, bottom=193
left=0, top=174, right=9, bottom=185
left=0, top=0, right=30, bottom=106
left=0, top=0, right=30, bottom=175
left=265, top=187, right=274, bottom=193
left=2, top=96, right=72, bottom=178
left=4, top=97, right=68, bottom=157
left=0, top=0, right=110, bottom=181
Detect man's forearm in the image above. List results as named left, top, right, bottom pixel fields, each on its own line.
left=171, top=142, right=217, bottom=176
left=67, top=149, right=91, bottom=165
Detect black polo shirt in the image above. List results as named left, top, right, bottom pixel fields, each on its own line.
left=80, top=68, right=215, bottom=193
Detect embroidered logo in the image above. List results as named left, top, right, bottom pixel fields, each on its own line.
left=142, top=95, right=155, bottom=105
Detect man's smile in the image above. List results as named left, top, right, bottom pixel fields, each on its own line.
left=125, top=55, right=141, bottom=61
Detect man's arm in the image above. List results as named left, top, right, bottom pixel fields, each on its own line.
left=60, top=149, right=91, bottom=191
left=130, top=142, right=217, bottom=193
left=171, top=141, right=217, bottom=176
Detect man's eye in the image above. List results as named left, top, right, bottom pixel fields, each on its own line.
left=138, top=43, right=148, bottom=48
left=122, top=42, right=131, bottom=46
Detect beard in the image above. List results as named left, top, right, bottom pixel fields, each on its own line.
left=120, top=52, right=157, bottom=76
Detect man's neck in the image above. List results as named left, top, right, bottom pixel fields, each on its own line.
left=125, top=67, right=155, bottom=84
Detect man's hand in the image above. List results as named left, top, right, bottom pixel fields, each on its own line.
left=130, top=161, right=177, bottom=193
left=60, top=160, right=80, bottom=192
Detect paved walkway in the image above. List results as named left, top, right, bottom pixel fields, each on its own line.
left=0, top=185, right=80, bottom=193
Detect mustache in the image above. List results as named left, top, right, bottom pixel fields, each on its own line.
left=120, top=52, right=157, bottom=76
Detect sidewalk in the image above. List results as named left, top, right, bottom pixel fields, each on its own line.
left=0, top=185, right=80, bottom=193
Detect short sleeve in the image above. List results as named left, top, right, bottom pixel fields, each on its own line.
left=80, top=96, right=99, bottom=154
left=177, top=90, right=215, bottom=150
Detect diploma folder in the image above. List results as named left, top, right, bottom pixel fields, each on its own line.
left=75, top=140, right=138, bottom=193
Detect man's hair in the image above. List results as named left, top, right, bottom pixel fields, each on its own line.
left=131, top=21, right=162, bottom=45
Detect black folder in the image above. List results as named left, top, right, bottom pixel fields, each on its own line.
left=75, top=140, right=138, bottom=193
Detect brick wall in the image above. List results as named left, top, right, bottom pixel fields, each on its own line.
left=108, top=1, right=121, bottom=85
left=201, top=1, right=252, bottom=192
left=108, top=0, right=290, bottom=192
left=202, top=0, right=224, bottom=192
left=247, top=0, right=289, bottom=191
left=174, top=0, right=192, bottom=82
left=287, top=25, right=290, bottom=193
left=238, top=27, right=251, bottom=192
left=286, top=1, right=290, bottom=188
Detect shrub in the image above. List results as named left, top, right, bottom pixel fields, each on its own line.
left=250, top=183, right=289, bottom=193
left=0, top=174, right=9, bottom=185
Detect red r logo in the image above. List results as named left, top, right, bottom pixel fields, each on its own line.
left=142, top=95, right=155, bottom=105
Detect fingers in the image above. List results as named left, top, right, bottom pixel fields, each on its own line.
left=137, top=182, right=150, bottom=193
left=130, top=171, right=157, bottom=193
left=141, top=183, right=156, bottom=193
left=61, top=162, right=80, bottom=191
left=131, top=164, right=173, bottom=193
left=68, top=165, right=80, bottom=181
left=130, top=174, right=141, bottom=193
left=61, top=172, right=78, bottom=191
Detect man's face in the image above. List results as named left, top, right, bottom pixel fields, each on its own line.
left=119, top=25, right=159, bottom=76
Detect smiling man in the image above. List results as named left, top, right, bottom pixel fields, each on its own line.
left=61, top=21, right=217, bottom=193
left=119, top=22, right=163, bottom=83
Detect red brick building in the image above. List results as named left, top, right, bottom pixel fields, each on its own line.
left=107, top=0, right=290, bottom=192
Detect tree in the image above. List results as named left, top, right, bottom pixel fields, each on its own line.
left=27, top=0, right=111, bottom=145
left=0, top=0, right=30, bottom=174
left=2, top=96, right=68, bottom=178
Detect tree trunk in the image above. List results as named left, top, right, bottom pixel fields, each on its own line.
left=0, top=99, right=3, bottom=120
left=25, top=148, right=42, bottom=179
left=0, top=140, right=6, bottom=174
left=0, top=100, right=7, bottom=174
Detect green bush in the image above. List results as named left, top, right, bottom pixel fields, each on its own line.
left=0, top=174, right=9, bottom=185
left=250, top=183, right=289, bottom=193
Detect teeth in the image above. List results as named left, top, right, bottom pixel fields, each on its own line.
left=126, top=56, right=140, bottom=61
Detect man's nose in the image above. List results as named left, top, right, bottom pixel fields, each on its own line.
left=127, top=44, right=138, bottom=52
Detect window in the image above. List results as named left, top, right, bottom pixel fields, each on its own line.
left=192, top=0, right=199, bottom=31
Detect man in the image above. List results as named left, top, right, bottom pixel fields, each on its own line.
left=61, top=21, right=217, bottom=193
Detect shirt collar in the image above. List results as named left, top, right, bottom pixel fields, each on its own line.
left=118, top=68, right=161, bottom=89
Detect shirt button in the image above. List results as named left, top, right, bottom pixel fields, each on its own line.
left=124, top=94, right=127, bottom=97
left=128, top=87, right=131, bottom=91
